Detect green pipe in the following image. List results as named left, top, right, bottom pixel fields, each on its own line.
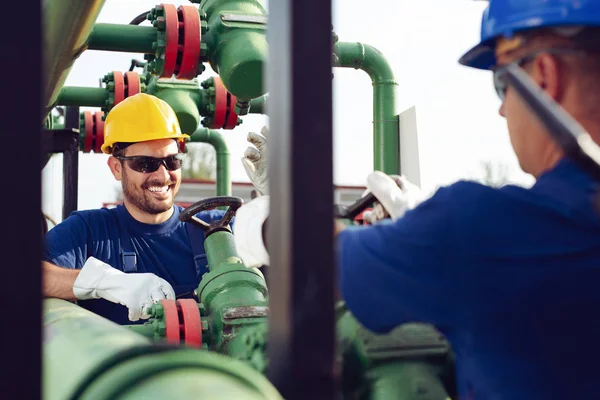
left=88, top=23, right=157, bottom=53
left=153, top=89, right=202, bottom=135
left=334, top=41, right=400, bottom=175
left=249, top=95, right=267, bottom=114
left=43, top=299, right=282, bottom=400
left=43, top=0, right=106, bottom=116
left=56, top=86, right=107, bottom=107
left=367, top=362, right=450, bottom=400
left=189, top=128, right=231, bottom=196
left=205, top=231, right=243, bottom=269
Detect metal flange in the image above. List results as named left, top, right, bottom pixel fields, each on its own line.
left=146, top=3, right=205, bottom=79
left=160, top=299, right=181, bottom=344
left=80, top=111, right=106, bottom=153
left=201, top=77, right=241, bottom=130
left=177, top=299, right=202, bottom=347
left=101, top=71, right=145, bottom=112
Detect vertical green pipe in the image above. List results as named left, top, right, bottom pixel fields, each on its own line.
left=189, top=128, right=231, bottom=196
left=249, top=95, right=267, bottom=114
left=334, top=42, right=400, bottom=175
left=205, top=231, right=243, bottom=268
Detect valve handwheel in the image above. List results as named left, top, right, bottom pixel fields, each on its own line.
left=179, top=196, right=244, bottom=234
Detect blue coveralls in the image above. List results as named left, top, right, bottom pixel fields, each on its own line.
left=44, top=204, right=227, bottom=325
left=337, top=157, right=600, bottom=400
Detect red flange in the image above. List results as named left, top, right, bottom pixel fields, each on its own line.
left=83, top=111, right=93, bottom=153
left=176, top=5, right=201, bottom=79
left=112, top=71, right=125, bottom=106
left=177, top=299, right=202, bottom=347
left=93, top=112, right=105, bottom=153
left=160, top=299, right=181, bottom=343
left=224, top=92, right=238, bottom=129
left=161, top=3, right=179, bottom=78
left=211, top=77, right=228, bottom=129
left=125, top=72, right=141, bottom=97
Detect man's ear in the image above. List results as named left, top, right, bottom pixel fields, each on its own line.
left=107, top=156, right=123, bottom=181
left=533, top=53, right=564, bottom=102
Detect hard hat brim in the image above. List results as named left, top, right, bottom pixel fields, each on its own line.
left=101, top=133, right=190, bottom=154
left=458, top=41, right=496, bottom=70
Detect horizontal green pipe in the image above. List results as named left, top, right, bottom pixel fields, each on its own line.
left=189, top=128, right=231, bottom=196
left=56, top=86, right=107, bottom=107
left=43, top=299, right=282, bottom=400
left=334, top=42, right=400, bottom=175
left=88, top=23, right=157, bottom=53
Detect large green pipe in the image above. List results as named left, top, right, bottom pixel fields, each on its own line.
left=190, top=128, right=231, bottom=196
left=43, top=0, right=106, bottom=116
left=88, top=24, right=157, bottom=53
left=43, top=299, right=282, bottom=400
left=56, top=86, right=107, bottom=107
left=334, top=42, right=400, bottom=175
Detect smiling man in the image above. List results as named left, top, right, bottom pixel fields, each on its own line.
left=42, top=93, right=227, bottom=325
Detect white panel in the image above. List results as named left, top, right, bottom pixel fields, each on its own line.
left=399, top=106, right=421, bottom=188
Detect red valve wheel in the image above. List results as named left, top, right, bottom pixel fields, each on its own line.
left=177, top=5, right=201, bottom=79
left=93, top=112, right=105, bottom=153
left=83, top=111, right=94, bottom=153
left=224, top=92, right=238, bottom=130
left=125, top=72, right=141, bottom=97
left=177, top=299, right=202, bottom=347
left=160, top=299, right=181, bottom=343
left=211, top=77, right=228, bottom=129
left=112, top=71, right=125, bottom=106
left=161, top=3, right=179, bottom=78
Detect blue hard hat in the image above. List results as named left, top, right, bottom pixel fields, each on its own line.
left=459, top=0, right=600, bottom=70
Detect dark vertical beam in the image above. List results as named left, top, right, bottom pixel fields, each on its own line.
left=266, top=0, right=336, bottom=398
left=62, top=107, right=80, bottom=219
left=0, top=2, right=42, bottom=398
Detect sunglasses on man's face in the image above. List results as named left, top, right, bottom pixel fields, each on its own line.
left=492, top=48, right=586, bottom=101
left=115, top=153, right=185, bottom=173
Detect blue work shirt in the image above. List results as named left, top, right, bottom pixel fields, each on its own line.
left=44, top=204, right=227, bottom=325
left=338, top=157, right=600, bottom=400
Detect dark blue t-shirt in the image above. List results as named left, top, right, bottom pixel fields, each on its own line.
left=44, top=204, right=227, bottom=324
left=338, top=157, right=600, bottom=400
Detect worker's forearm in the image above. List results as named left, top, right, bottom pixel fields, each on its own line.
left=42, top=261, right=79, bottom=301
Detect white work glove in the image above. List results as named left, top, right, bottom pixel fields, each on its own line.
left=233, top=196, right=270, bottom=268
left=73, top=257, right=176, bottom=321
left=362, top=172, right=423, bottom=224
left=241, top=126, right=269, bottom=195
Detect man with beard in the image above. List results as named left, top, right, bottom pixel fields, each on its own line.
left=42, top=93, right=228, bottom=325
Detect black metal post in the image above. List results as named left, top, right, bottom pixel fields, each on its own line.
left=0, top=2, right=42, bottom=398
left=266, top=0, right=336, bottom=398
left=62, top=107, right=80, bottom=219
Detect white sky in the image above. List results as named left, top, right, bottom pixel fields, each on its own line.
left=42, top=0, right=536, bottom=222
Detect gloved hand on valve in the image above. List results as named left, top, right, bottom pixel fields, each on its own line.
left=73, top=257, right=176, bottom=321
left=361, top=172, right=424, bottom=225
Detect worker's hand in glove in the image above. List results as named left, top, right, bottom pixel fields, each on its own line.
left=362, top=172, right=423, bottom=224
left=72, top=257, right=176, bottom=321
left=241, top=126, right=269, bottom=195
left=233, top=195, right=270, bottom=268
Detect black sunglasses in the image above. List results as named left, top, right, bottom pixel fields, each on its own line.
left=115, top=153, right=185, bottom=173
left=493, top=48, right=586, bottom=101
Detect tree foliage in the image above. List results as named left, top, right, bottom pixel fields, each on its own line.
left=181, top=143, right=217, bottom=181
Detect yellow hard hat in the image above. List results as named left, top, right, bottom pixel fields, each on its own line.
left=101, top=93, right=190, bottom=154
